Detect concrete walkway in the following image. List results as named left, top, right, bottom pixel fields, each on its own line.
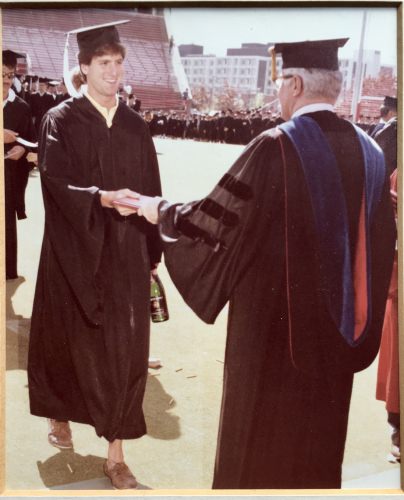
left=5, top=138, right=401, bottom=494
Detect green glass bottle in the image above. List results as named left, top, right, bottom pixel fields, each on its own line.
left=150, top=274, right=169, bottom=322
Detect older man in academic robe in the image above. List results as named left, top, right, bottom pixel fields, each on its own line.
left=128, top=38, right=395, bottom=489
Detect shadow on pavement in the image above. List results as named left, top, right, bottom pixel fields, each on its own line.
left=6, top=276, right=26, bottom=319
left=6, top=324, right=29, bottom=371
left=6, top=277, right=30, bottom=371
left=38, top=449, right=153, bottom=490
left=144, top=375, right=180, bottom=440
left=37, top=449, right=106, bottom=488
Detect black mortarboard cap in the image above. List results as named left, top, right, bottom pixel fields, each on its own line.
left=67, top=20, right=130, bottom=53
left=3, top=49, right=25, bottom=67
left=64, top=20, right=129, bottom=98
left=269, top=38, right=348, bottom=80
left=39, top=77, right=49, bottom=84
left=383, top=95, right=397, bottom=110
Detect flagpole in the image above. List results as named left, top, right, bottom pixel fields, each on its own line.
left=350, top=10, right=368, bottom=121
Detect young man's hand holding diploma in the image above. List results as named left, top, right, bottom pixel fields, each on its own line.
left=99, top=188, right=140, bottom=216
left=99, top=188, right=163, bottom=221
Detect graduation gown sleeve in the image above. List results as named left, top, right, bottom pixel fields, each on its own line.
left=161, top=133, right=275, bottom=323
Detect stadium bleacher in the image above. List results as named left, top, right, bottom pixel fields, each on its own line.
left=2, top=8, right=184, bottom=110
left=335, top=66, right=397, bottom=118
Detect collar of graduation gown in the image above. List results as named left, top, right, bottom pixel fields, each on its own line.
left=278, top=115, right=385, bottom=347
left=84, top=92, right=119, bottom=128
left=291, top=102, right=335, bottom=118
left=386, top=115, right=398, bottom=125
left=3, top=88, right=16, bottom=108
left=74, top=94, right=123, bottom=127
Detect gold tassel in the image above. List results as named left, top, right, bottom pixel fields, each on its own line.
left=268, top=46, right=277, bottom=82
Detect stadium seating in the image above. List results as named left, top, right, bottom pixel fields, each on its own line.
left=2, top=8, right=184, bottom=110
left=335, top=66, right=397, bottom=118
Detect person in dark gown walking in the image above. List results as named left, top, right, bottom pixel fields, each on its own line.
left=3, top=49, right=36, bottom=279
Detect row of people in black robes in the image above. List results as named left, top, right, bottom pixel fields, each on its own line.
left=17, top=78, right=70, bottom=132
left=142, top=104, right=397, bottom=152
left=144, top=109, right=284, bottom=145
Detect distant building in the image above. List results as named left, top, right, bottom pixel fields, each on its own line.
left=178, top=44, right=204, bottom=57
left=227, top=42, right=272, bottom=57
left=180, top=42, right=280, bottom=98
left=180, top=42, right=396, bottom=115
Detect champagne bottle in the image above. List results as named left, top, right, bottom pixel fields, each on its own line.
left=150, top=274, right=169, bottom=322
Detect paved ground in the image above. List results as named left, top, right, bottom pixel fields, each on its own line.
left=5, top=137, right=401, bottom=493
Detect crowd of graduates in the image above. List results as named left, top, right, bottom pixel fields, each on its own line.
left=141, top=105, right=397, bottom=150
left=12, top=73, right=398, bottom=155
left=16, top=77, right=70, bottom=132
left=143, top=108, right=284, bottom=145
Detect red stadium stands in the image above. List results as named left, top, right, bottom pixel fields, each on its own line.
left=335, top=66, right=397, bottom=119
left=3, top=8, right=184, bottom=110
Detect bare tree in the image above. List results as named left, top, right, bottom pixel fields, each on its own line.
left=217, top=84, right=239, bottom=110
left=191, top=86, right=210, bottom=112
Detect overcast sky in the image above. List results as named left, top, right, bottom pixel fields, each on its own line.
left=166, top=7, right=397, bottom=66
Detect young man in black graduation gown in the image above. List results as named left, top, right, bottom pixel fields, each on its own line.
left=3, top=49, right=37, bottom=279
left=27, top=21, right=162, bottom=489
left=132, top=39, right=396, bottom=489
left=29, top=77, right=55, bottom=132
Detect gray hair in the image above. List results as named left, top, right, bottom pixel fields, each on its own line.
left=285, top=68, right=343, bottom=101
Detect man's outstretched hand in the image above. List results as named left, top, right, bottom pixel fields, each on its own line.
left=99, top=189, right=163, bottom=222
left=136, top=195, right=163, bottom=224
left=100, top=188, right=140, bottom=216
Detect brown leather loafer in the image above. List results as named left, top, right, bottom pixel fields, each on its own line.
left=47, top=419, right=73, bottom=449
left=103, top=461, right=138, bottom=489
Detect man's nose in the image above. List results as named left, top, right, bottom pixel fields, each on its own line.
left=109, top=63, right=122, bottom=76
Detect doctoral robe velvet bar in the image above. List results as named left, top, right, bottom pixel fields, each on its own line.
left=28, top=96, right=162, bottom=441
left=162, top=111, right=396, bottom=488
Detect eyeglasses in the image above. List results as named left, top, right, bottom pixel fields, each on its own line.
left=274, top=74, right=294, bottom=89
left=2, top=72, right=15, bottom=80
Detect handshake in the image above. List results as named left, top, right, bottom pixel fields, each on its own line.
left=99, top=188, right=163, bottom=224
